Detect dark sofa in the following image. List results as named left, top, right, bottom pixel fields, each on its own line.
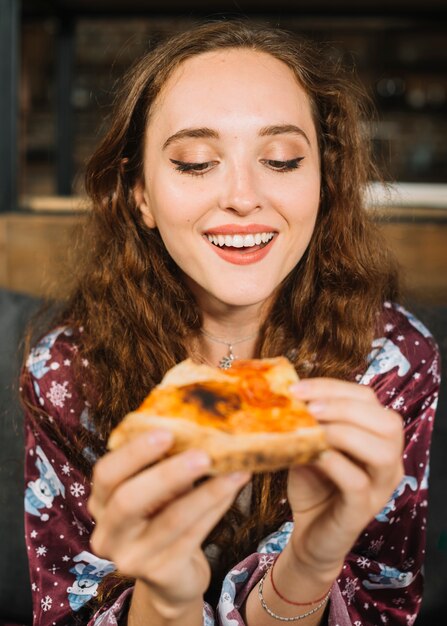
left=0, top=288, right=446, bottom=625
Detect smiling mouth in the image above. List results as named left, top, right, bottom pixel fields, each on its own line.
left=204, top=232, right=275, bottom=249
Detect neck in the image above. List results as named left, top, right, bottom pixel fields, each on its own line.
left=195, top=303, right=265, bottom=368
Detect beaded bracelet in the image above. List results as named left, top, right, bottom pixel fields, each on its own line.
left=270, top=554, right=331, bottom=606
left=258, top=572, right=331, bottom=622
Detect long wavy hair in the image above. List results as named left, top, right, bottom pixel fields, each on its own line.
left=24, top=19, right=399, bottom=603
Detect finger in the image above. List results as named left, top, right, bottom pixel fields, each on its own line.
left=147, top=472, right=250, bottom=552
left=315, top=448, right=403, bottom=523
left=99, top=448, right=212, bottom=522
left=103, top=473, right=250, bottom=583
left=89, top=430, right=174, bottom=511
left=307, top=397, right=404, bottom=438
left=322, top=422, right=403, bottom=485
left=155, top=473, right=252, bottom=568
left=291, top=378, right=378, bottom=403
left=181, top=473, right=252, bottom=551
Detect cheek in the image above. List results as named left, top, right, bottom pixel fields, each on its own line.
left=148, top=179, right=210, bottom=228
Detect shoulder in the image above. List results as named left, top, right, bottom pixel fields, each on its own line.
left=360, top=301, right=439, bottom=383
left=379, top=301, right=438, bottom=352
left=25, top=325, right=82, bottom=378
left=23, top=325, right=89, bottom=415
left=358, top=301, right=440, bottom=418
left=23, top=325, right=102, bottom=461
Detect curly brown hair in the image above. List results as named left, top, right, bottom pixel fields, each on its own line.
left=25, top=18, right=399, bottom=604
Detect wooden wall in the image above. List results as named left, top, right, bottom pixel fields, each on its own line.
left=0, top=213, right=85, bottom=298
left=1, top=211, right=447, bottom=305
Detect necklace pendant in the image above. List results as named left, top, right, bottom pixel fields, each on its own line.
left=219, top=354, right=234, bottom=370
left=219, top=343, right=235, bottom=370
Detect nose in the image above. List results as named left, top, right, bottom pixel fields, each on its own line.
left=217, top=163, right=262, bottom=215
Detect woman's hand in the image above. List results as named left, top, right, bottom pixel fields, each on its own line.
left=87, top=431, right=250, bottom=619
left=286, top=378, right=404, bottom=582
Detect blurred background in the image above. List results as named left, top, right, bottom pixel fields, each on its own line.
left=0, top=0, right=446, bottom=301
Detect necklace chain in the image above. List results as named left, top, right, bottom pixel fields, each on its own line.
left=199, top=328, right=258, bottom=370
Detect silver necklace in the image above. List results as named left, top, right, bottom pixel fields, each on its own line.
left=200, top=328, right=258, bottom=370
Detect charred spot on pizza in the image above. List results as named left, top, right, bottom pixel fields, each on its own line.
left=180, top=381, right=241, bottom=419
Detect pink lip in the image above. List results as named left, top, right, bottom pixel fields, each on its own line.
left=204, top=234, right=277, bottom=265
left=203, top=223, right=277, bottom=235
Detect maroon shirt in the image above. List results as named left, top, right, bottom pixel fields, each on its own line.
left=22, top=302, right=440, bottom=626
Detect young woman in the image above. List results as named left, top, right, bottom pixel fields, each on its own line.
left=22, top=20, right=439, bottom=626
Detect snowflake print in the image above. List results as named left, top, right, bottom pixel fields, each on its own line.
left=70, top=482, right=85, bottom=498
left=61, top=462, right=72, bottom=476
left=367, top=535, right=385, bottom=556
left=386, top=387, right=397, bottom=398
left=392, top=396, right=405, bottom=410
left=41, top=595, right=52, bottom=612
left=406, top=614, right=417, bottom=626
left=31, top=582, right=38, bottom=591
left=259, top=554, right=277, bottom=571
left=354, top=622, right=362, bottom=626
left=384, top=323, right=394, bottom=332
left=397, top=335, right=405, bottom=342
left=36, top=545, right=47, bottom=557
left=356, top=556, right=371, bottom=569
left=413, top=372, right=421, bottom=380
left=341, top=577, right=360, bottom=605
left=46, top=381, right=72, bottom=408
left=393, top=598, right=406, bottom=607
left=48, top=564, right=59, bottom=575
left=381, top=615, right=388, bottom=623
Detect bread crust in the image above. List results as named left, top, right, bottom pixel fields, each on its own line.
left=108, top=412, right=327, bottom=473
left=108, top=357, right=327, bottom=473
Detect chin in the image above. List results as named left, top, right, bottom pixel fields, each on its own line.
left=211, top=287, right=276, bottom=310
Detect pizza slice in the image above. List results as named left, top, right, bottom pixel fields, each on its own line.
left=108, top=356, right=327, bottom=473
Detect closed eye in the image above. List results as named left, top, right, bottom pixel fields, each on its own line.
left=261, top=157, right=305, bottom=171
left=170, top=159, right=217, bottom=175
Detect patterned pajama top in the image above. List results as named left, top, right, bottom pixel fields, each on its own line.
left=22, top=302, right=440, bottom=626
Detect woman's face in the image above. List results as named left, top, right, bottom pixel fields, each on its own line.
left=136, top=48, right=321, bottom=312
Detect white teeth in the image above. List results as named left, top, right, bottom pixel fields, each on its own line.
left=206, top=232, right=275, bottom=248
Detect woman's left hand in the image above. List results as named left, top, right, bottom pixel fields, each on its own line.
left=286, top=378, right=404, bottom=581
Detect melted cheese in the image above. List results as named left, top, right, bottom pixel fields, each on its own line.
left=137, top=360, right=315, bottom=434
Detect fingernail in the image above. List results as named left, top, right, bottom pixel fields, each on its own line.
left=183, top=450, right=211, bottom=470
left=147, top=430, right=173, bottom=446
left=307, top=401, right=326, bottom=415
left=225, top=471, right=251, bottom=484
left=290, top=381, right=310, bottom=395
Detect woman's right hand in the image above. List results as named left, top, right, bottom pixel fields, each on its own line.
left=87, top=430, right=250, bottom=620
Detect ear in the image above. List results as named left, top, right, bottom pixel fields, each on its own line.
left=134, top=181, right=156, bottom=228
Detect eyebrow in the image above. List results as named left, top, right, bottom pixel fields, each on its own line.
left=162, top=127, right=218, bottom=150
left=259, top=124, right=311, bottom=146
left=162, top=123, right=311, bottom=150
